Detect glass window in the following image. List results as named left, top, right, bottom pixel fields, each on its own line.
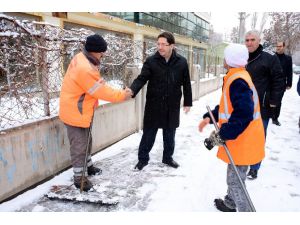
left=176, top=43, right=190, bottom=65
left=173, top=14, right=181, bottom=27
left=104, top=12, right=209, bottom=43
left=180, top=12, right=188, bottom=18
left=188, top=13, right=196, bottom=23
left=180, top=18, right=187, bottom=27
left=168, top=13, right=175, bottom=24
left=140, top=13, right=152, bottom=25
left=187, top=20, right=195, bottom=31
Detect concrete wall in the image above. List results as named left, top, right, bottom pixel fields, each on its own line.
left=199, top=77, right=223, bottom=97
left=0, top=100, right=137, bottom=203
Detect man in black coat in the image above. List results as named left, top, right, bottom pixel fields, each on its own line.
left=273, top=41, right=293, bottom=126
left=244, top=30, right=285, bottom=179
left=129, top=32, right=193, bottom=170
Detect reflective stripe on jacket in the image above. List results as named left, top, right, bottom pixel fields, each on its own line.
left=59, top=52, right=126, bottom=128
left=217, top=68, right=265, bottom=165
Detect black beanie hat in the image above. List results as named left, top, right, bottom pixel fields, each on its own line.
left=85, top=34, right=107, bottom=53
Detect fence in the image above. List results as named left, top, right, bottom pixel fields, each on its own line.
left=0, top=14, right=142, bottom=131
left=0, top=13, right=223, bottom=131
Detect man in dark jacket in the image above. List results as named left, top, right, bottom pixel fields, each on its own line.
left=273, top=41, right=293, bottom=126
left=244, top=30, right=285, bottom=179
left=129, top=32, right=193, bottom=170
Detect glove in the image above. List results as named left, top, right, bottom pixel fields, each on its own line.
left=209, top=130, right=225, bottom=146
left=204, top=130, right=225, bottom=150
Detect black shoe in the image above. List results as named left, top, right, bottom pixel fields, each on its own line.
left=272, top=119, right=281, bottom=126
left=135, top=161, right=148, bottom=170
left=162, top=159, right=180, bottom=168
left=74, top=176, right=93, bottom=192
left=247, top=169, right=258, bottom=179
left=87, top=165, right=102, bottom=176
left=214, top=199, right=236, bottom=212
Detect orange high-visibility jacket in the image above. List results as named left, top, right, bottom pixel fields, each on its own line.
left=217, top=68, right=265, bottom=165
left=59, top=52, right=126, bottom=128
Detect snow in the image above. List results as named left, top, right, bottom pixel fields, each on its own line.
left=1, top=75, right=300, bottom=223
left=0, top=96, right=59, bottom=131
left=0, top=31, right=19, bottom=38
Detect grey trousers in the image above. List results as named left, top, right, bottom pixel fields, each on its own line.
left=224, top=164, right=251, bottom=212
left=65, top=124, right=93, bottom=177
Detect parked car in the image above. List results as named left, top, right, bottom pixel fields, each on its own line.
left=294, top=66, right=300, bottom=74
left=293, top=66, right=300, bottom=75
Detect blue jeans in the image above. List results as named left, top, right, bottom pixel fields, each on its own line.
left=138, top=127, right=176, bottom=163
left=250, top=118, right=269, bottom=170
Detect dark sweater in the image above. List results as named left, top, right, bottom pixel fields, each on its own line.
left=246, top=44, right=285, bottom=119
left=203, top=78, right=254, bottom=140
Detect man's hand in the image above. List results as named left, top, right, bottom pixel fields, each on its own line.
left=124, top=87, right=133, bottom=100
left=183, top=106, right=190, bottom=114
left=198, top=117, right=210, bottom=132
left=97, top=78, right=106, bottom=85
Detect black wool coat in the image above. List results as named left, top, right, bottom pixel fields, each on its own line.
left=246, top=45, right=285, bottom=120
left=130, top=51, right=192, bottom=129
left=276, top=52, right=293, bottom=88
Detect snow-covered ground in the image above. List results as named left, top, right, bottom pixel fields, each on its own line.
left=1, top=75, right=300, bottom=223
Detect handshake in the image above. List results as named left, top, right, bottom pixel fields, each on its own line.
left=124, top=87, right=134, bottom=100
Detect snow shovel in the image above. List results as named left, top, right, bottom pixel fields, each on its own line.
left=80, top=113, right=95, bottom=193
left=206, top=105, right=256, bottom=212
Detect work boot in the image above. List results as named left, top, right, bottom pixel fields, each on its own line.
left=134, top=161, right=148, bottom=170
left=162, top=159, right=180, bottom=168
left=214, top=199, right=236, bottom=212
left=247, top=169, right=258, bottom=180
left=74, top=176, right=93, bottom=192
left=87, top=165, right=102, bottom=176
left=272, top=119, right=281, bottom=126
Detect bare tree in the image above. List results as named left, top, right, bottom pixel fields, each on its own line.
left=258, top=12, right=268, bottom=36
left=206, top=28, right=223, bottom=76
left=263, top=12, right=300, bottom=55
left=230, top=27, right=239, bottom=43
left=251, top=12, right=258, bottom=30
left=238, top=12, right=250, bottom=43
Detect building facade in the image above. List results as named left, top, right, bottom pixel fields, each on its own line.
left=106, top=12, right=210, bottom=43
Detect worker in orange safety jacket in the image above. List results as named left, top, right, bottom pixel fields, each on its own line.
left=59, top=34, right=132, bottom=191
